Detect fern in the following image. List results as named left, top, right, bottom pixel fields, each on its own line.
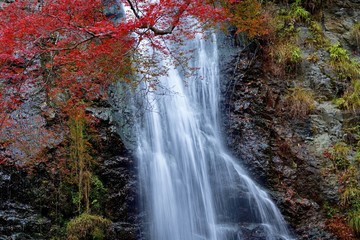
left=290, top=1, right=310, bottom=22
left=328, top=43, right=360, bottom=79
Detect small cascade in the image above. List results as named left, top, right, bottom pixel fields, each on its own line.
left=135, top=33, right=294, bottom=240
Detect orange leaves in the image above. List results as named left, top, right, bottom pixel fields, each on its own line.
left=326, top=215, right=357, bottom=240
left=221, top=0, right=271, bottom=39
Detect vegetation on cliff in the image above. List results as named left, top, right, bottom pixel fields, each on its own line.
left=223, top=0, right=360, bottom=238
left=1, top=0, right=360, bottom=239
left=263, top=1, right=360, bottom=238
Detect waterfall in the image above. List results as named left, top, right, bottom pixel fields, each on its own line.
left=135, top=33, right=294, bottom=240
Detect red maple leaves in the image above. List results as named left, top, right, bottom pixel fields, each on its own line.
left=0, top=0, right=228, bottom=114
left=0, top=0, right=229, bottom=165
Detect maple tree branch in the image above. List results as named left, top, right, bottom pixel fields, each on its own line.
left=126, top=0, right=141, bottom=19
left=127, top=0, right=190, bottom=36
left=47, top=35, right=97, bottom=52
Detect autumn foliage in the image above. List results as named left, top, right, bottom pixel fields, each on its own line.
left=0, top=0, right=231, bottom=165
left=326, top=215, right=357, bottom=240
left=0, top=0, right=227, bottom=115
left=0, top=0, right=275, bottom=168
left=0, top=0, right=274, bottom=119
left=220, top=0, right=271, bottom=38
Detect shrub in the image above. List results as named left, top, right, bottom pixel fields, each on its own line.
left=323, top=126, right=360, bottom=236
left=275, top=0, right=310, bottom=25
left=324, top=202, right=338, bottom=218
left=327, top=44, right=360, bottom=111
left=66, top=213, right=111, bottom=240
left=326, top=215, right=357, bottom=239
left=68, top=110, right=95, bottom=214
left=302, top=0, right=324, bottom=14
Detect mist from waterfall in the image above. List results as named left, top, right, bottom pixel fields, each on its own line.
left=135, top=33, right=293, bottom=240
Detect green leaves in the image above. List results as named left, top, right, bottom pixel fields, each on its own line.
left=327, top=44, right=360, bottom=111
left=290, top=3, right=310, bottom=22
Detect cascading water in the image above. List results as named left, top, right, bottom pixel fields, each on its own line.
left=136, top=33, right=294, bottom=240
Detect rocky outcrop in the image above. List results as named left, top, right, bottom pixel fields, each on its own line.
left=220, top=1, right=360, bottom=238
left=220, top=42, right=337, bottom=239
left=0, top=98, right=140, bottom=239
left=0, top=166, right=52, bottom=240
left=91, top=111, right=140, bottom=240
left=1, top=1, right=358, bottom=239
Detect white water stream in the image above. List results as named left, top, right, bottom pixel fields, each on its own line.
left=136, top=34, right=293, bottom=240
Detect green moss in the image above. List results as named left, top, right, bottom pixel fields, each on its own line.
left=68, top=111, right=95, bottom=214
left=328, top=43, right=350, bottom=62
left=333, top=97, right=346, bottom=107
left=66, top=213, right=111, bottom=240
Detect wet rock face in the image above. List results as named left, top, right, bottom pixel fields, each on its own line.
left=99, top=156, right=140, bottom=240
left=88, top=108, right=141, bottom=240
left=218, top=2, right=360, bottom=238
left=0, top=98, right=140, bottom=239
left=0, top=201, right=51, bottom=240
left=0, top=165, right=52, bottom=239
left=324, top=0, right=360, bottom=49
left=219, top=45, right=337, bottom=239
